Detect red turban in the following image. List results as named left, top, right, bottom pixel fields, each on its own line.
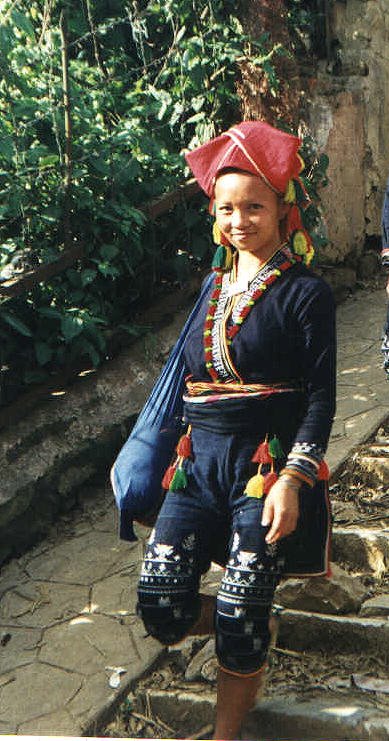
left=185, top=121, right=302, bottom=196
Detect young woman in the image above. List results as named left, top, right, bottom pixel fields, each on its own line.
left=137, top=120, right=336, bottom=740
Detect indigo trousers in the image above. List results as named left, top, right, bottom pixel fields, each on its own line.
left=137, top=427, right=284, bottom=675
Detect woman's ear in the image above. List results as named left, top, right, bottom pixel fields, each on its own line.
left=278, top=200, right=291, bottom=222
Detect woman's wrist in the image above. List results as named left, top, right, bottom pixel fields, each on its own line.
left=278, top=473, right=302, bottom=491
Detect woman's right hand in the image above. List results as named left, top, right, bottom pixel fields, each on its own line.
left=261, top=476, right=300, bottom=544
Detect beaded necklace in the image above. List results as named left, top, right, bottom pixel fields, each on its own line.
left=203, top=246, right=301, bottom=382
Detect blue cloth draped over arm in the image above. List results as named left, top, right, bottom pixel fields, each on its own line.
left=111, top=274, right=214, bottom=541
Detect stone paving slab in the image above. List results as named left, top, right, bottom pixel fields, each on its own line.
left=1, top=286, right=389, bottom=735
left=278, top=609, right=389, bottom=657
left=332, top=526, right=389, bottom=575
left=144, top=688, right=389, bottom=741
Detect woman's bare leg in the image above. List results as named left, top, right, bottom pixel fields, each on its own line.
left=188, top=593, right=216, bottom=635
left=212, top=614, right=278, bottom=739
left=213, top=666, right=265, bottom=740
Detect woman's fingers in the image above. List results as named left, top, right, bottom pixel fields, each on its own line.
left=261, top=481, right=299, bottom=544
left=261, top=497, right=274, bottom=528
left=265, top=509, right=297, bottom=543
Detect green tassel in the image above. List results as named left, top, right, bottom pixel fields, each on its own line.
left=269, top=435, right=284, bottom=459
left=212, top=244, right=226, bottom=269
left=169, top=466, right=188, bottom=491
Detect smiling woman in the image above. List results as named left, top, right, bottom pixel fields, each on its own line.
left=214, top=170, right=289, bottom=267
left=135, top=120, right=336, bottom=740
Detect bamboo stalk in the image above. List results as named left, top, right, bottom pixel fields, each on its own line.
left=59, top=10, right=72, bottom=250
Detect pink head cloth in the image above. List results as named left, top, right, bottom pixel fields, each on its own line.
left=185, top=120, right=302, bottom=196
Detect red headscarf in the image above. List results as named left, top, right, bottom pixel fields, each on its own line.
left=185, top=121, right=313, bottom=265
left=185, top=120, right=302, bottom=196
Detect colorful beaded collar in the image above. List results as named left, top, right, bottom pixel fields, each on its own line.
left=203, top=246, right=301, bottom=382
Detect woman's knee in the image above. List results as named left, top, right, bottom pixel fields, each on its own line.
left=215, top=611, right=270, bottom=674
left=137, top=586, right=201, bottom=645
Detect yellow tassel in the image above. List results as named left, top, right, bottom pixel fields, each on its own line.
left=213, top=221, right=223, bottom=245
left=284, top=180, right=296, bottom=204
left=293, top=230, right=308, bottom=255
left=224, top=244, right=233, bottom=270
left=245, top=473, right=264, bottom=498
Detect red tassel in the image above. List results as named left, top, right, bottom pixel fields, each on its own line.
left=317, top=460, right=329, bottom=481
left=252, top=440, right=272, bottom=464
left=162, top=465, right=176, bottom=490
left=176, top=434, right=192, bottom=458
left=263, top=471, right=278, bottom=493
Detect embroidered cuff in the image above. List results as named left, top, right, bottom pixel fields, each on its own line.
left=381, top=248, right=389, bottom=269
left=381, top=333, right=389, bottom=373
left=282, top=442, right=325, bottom=487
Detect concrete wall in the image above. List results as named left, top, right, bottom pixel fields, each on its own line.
left=308, top=0, right=389, bottom=264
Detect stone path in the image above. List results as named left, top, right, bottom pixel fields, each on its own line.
left=0, top=286, right=389, bottom=737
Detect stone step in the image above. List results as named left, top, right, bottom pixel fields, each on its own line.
left=332, top=526, right=389, bottom=575
left=142, top=688, right=389, bottom=741
left=0, top=307, right=188, bottom=565
left=278, top=609, right=389, bottom=658
left=354, top=454, right=389, bottom=486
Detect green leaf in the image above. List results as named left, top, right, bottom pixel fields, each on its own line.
left=96, top=262, right=120, bottom=278
left=78, top=338, right=101, bottom=366
left=81, top=268, right=97, bottom=286
left=35, top=341, right=53, bottom=365
left=0, top=138, right=14, bottom=162
left=0, top=310, right=33, bottom=337
left=39, top=154, right=59, bottom=168
left=36, top=306, right=62, bottom=320
left=99, top=244, right=119, bottom=260
left=61, top=314, right=84, bottom=341
left=11, top=9, right=35, bottom=39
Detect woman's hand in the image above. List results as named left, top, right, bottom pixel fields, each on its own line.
left=261, top=476, right=300, bottom=544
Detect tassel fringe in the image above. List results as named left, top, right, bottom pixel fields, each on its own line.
left=246, top=435, right=284, bottom=498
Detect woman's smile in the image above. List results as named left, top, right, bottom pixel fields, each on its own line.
left=214, top=171, right=288, bottom=262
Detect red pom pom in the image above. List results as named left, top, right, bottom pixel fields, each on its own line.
left=263, top=471, right=278, bottom=493
left=252, top=441, right=272, bottom=464
left=162, top=465, right=176, bottom=490
left=317, top=460, right=329, bottom=480
left=176, top=434, right=192, bottom=458
left=204, top=319, right=213, bottom=330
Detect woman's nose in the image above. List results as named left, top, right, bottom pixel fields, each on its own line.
left=231, top=209, right=247, bottom=228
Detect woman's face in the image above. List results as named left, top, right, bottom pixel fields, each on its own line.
left=214, top=171, right=288, bottom=261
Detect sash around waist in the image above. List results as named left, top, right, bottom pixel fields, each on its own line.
left=183, top=389, right=303, bottom=434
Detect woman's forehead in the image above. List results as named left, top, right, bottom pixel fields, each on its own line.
left=214, top=171, right=278, bottom=201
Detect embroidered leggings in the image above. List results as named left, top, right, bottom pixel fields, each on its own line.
left=137, top=428, right=285, bottom=675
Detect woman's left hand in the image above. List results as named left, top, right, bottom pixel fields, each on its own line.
left=261, top=477, right=300, bottom=544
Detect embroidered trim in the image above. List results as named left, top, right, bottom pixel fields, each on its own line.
left=204, top=247, right=300, bottom=381
left=289, top=441, right=324, bottom=461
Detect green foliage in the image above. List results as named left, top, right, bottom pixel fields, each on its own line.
left=0, top=0, right=282, bottom=404
left=0, top=0, right=329, bottom=405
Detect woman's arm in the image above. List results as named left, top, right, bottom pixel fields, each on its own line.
left=262, top=278, right=336, bottom=543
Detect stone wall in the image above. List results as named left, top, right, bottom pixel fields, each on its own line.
left=308, top=0, right=389, bottom=265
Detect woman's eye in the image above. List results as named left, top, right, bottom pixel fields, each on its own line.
left=218, top=206, right=232, bottom=213
left=250, top=203, right=262, bottom=210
